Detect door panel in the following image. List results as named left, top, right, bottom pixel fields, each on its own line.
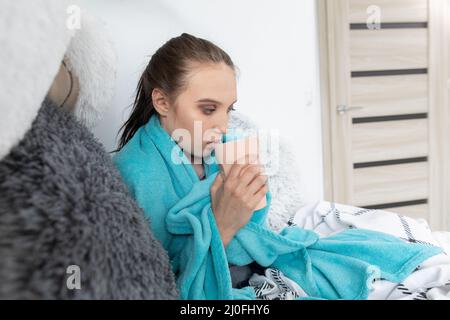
left=352, top=119, right=428, bottom=163
left=350, top=28, right=428, bottom=72
left=353, top=162, right=428, bottom=206
left=350, top=74, right=428, bottom=118
left=349, top=0, right=428, bottom=23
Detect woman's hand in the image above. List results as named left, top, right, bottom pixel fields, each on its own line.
left=210, top=155, right=269, bottom=248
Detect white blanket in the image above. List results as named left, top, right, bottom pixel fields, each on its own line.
left=291, top=201, right=450, bottom=300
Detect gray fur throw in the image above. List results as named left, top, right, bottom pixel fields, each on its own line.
left=0, top=101, right=178, bottom=299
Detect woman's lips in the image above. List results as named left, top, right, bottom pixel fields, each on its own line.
left=206, top=139, right=221, bottom=146
left=205, top=142, right=218, bottom=150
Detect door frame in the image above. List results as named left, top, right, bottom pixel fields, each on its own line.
left=317, top=0, right=450, bottom=230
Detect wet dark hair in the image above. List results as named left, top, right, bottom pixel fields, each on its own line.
left=116, top=33, right=236, bottom=151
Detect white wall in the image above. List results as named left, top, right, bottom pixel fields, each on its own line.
left=79, top=0, right=324, bottom=204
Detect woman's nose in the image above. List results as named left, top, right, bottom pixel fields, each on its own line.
left=219, top=123, right=227, bottom=135
left=217, top=115, right=228, bottom=135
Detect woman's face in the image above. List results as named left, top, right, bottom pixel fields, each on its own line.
left=160, top=62, right=237, bottom=161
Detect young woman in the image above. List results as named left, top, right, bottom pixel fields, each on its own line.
left=113, top=33, right=442, bottom=300
left=114, top=33, right=267, bottom=250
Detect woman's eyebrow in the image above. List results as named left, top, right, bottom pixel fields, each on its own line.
left=196, top=98, right=237, bottom=106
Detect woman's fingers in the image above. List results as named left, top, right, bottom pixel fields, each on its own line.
left=227, top=154, right=258, bottom=180
left=249, top=183, right=269, bottom=208
left=238, top=154, right=260, bottom=177
left=235, top=168, right=267, bottom=207
left=210, top=172, right=224, bottom=193
left=238, top=164, right=263, bottom=187
left=247, top=173, right=268, bottom=195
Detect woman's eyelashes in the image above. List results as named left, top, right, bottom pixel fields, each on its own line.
left=201, top=105, right=216, bottom=115
left=200, top=105, right=236, bottom=115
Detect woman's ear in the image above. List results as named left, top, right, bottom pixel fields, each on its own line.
left=152, top=88, right=170, bottom=117
left=46, top=61, right=79, bottom=112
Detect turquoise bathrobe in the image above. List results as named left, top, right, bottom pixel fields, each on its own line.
left=113, top=114, right=442, bottom=300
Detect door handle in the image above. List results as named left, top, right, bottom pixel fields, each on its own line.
left=336, top=105, right=364, bottom=115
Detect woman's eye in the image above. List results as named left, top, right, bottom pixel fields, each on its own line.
left=202, top=107, right=215, bottom=115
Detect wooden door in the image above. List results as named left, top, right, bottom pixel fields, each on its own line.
left=318, top=0, right=449, bottom=230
